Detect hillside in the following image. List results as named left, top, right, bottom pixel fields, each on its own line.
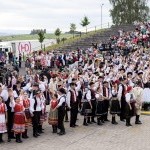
left=0, top=33, right=72, bottom=41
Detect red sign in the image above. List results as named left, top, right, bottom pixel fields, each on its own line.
left=18, top=42, right=31, bottom=54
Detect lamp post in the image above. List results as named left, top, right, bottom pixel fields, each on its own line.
left=101, top=4, right=104, bottom=29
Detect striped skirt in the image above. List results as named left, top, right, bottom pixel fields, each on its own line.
left=48, top=109, right=58, bottom=125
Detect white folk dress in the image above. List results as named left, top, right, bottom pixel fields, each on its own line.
left=0, top=103, right=7, bottom=133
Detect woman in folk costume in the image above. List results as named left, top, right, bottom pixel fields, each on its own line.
left=110, top=81, right=120, bottom=125
left=22, top=92, right=31, bottom=138
left=95, top=87, right=106, bottom=125
left=10, top=97, right=26, bottom=143
left=125, top=86, right=136, bottom=127
left=48, top=94, right=58, bottom=133
left=0, top=97, right=7, bottom=143
left=132, top=81, right=143, bottom=124
left=39, top=92, right=47, bottom=134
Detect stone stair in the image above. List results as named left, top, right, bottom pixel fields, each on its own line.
left=54, top=24, right=135, bottom=52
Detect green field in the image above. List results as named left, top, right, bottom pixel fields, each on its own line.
left=0, top=33, right=73, bottom=41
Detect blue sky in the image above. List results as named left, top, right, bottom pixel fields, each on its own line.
left=0, top=0, right=149, bottom=34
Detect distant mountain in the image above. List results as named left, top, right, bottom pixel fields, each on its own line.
left=0, top=30, right=30, bottom=36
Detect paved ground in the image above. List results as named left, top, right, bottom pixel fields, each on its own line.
left=1, top=114, right=150, bottom=150
left=2, top=64, right=150, bottom=150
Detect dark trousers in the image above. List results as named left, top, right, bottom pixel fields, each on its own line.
left=32, top=111, right=41, bottom=135
left=58, top=108, right=65, bottom=133
left=120, top=98, right=126, bottom=120
left=7, top=112, right=14, bottom=139
left=91, top=100, right=96, bottom=119
left=65, top=107, right=69, bottom=121
left=103, top=100, right=109, bottom=120
left=70, top=102, right=78, bottom=126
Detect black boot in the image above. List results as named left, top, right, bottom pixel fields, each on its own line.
left=112, top=116, right=118, bottom=125
left=135, top=115, right=142, bottom=124
left=101, top=116, right=105, bottom=123
left=126, top=118, right=132, bottom=127
left=16, top=134, right=22, bottom=143
left=54, top=126, right=57, bottom=133
left=83, top=118, right=88, bottom=126
left=87, top=117, right=92, bottom=124
left=97, top=118, right=102, bottom=126
left=38, top=125, right=44, bottom=134
left=0, top=133, right=4, bottom=143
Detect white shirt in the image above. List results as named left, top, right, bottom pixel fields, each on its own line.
left=30, top=97, right=44, bottom=114
left=58, top=95, right=66, bottom=107
left=0, top=90, right=8, bottom=102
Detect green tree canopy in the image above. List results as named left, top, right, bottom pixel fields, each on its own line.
left=38, top=31, right=45, bottom=49
left=109, top=0, right=150, bottom=25
left=80, top=16, right=90, bottom=34
left=70, top=23, right=76, bottom=38
left=54, top=28, right=61, bottom=44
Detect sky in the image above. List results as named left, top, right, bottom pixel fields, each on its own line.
left=0, top=0, right=149, bottom=34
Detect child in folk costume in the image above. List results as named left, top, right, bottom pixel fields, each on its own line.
left=110, top=82, right=121, bottom=125
left=22, top=92, right=31, bottom=138
left=10, top=97, right=26, bottom=143
left=0, top=97, right=7, bottom=143
left=48, top=94, right=58, bottom=133
left=95, top=87, right=106, bottom=125
left=125, top=86, right=136, bottom=127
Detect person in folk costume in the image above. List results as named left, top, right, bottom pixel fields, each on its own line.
left=5, top=88, right=15, bottom=142
left=132, top=81, right=143, bottom=124
left=102, top=81, right=111, bottom=122
left=39, top=92, right=47, bottom=134
left=22, top=92, right=31, bottom=139
left=118, top=76, right=128, bottom=122
left=0, top=97, right=7, bottom=143
left=110, top=81, right=121, bottom=125
left=30, top=90, right=44, bottom=138
left=13, top=81, right=22, bottom=98
left=87, top=82, right=97, bottom=123
left=10, top=97, right=26, bottom=143
left=48, top=93, right=58, bottom=133
left=136, top=72, right=144, bottom=88
left=127, top=72, right=134, bottom=87
left=67, top=83, right=78, bottom=128
left=53, top=88, right=66, bottom=135
left=95, top=87, right=106, bottom=125
left=81, top=86, right=92, bottom=126
left=125, top=86, right=136, bottom=126
left=142, top=82, right=150, bottom=111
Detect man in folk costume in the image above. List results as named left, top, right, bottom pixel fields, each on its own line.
left=53, top=88, right=66, bottom=135
left=132, top=81, right=143, bottom=124
left=118, top=76, right=128, bottom=121
left=30, top=90, right=44, bottom=138
left=5, top=88, right=15, bottom=142
left=67, top=83, right=78, bottom=127
left=103, top=81, right=111, bottom=121
left=136, top=71, right=144, bottom=88
left=88, top=82, right=97, bottom=123
left=22, top=92, right=31, bottom=139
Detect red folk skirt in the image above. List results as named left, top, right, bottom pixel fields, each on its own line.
left=13, top=112, right=25, bottom=133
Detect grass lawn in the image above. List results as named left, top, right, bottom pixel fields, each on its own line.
left=0, top=33, right=73, bottom=41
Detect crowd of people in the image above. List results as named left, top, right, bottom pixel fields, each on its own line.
left=0, top=21, right=150, bottom=144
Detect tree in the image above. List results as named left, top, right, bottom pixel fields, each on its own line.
left=80, top=16, right=90, bottom=34
left=109, top=0, right=149, bottom=25
left=38, top=31, right=45, bottom=49
left=54, top=28, right=61, bottom=44
left=70, top=23, right=76, bottom=38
